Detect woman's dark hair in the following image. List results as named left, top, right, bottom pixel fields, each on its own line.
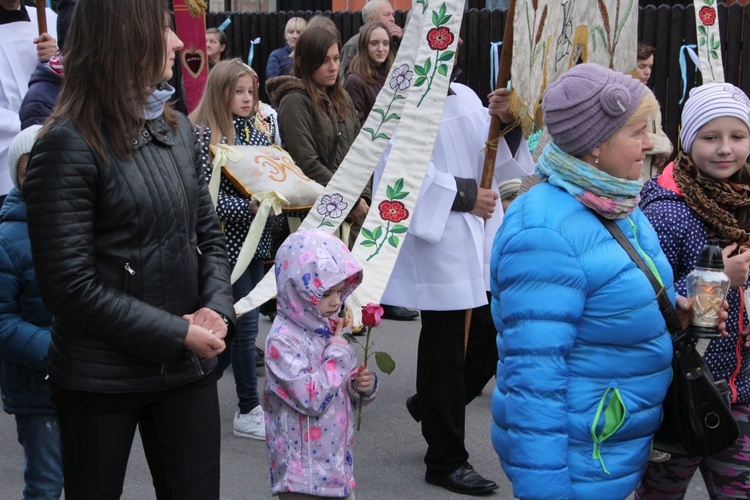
left=349, top=21, right=394, bottom=84
left=637, top=42, right=656, bottom=61
left=206, top=27, right=228, bottom=60
left=293, top=27, right=354, bottom=121
left=43, top=0, right=176, bottom=159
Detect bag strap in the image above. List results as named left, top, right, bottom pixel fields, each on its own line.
left=594, top=213, right=684, bottom=335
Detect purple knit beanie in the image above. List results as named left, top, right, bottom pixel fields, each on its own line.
left=542, top=63, right=647, bottom=157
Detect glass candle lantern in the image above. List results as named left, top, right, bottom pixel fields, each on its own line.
left=685, top=240, right=730, bottom=339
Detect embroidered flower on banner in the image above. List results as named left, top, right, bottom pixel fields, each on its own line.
left=360, top=178, right=409, bottom=261
left=414, top=2, right=456, bottom=107
left=699, top=5, right=716, bottom=26
left=378, top=200, right=409, bottom=223
left=427, top=26, right=454, bottom=51
left=697, top=0, right=720, bottom=80
left=364, top=65, right=411, bottom=142
left=316, top=193, right=348, bottom=228
left=389, top=64, right=414, bottom=91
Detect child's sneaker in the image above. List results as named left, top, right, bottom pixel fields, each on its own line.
left=233, top=405, right=265, bottom=440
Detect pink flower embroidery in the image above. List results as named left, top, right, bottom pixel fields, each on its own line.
left=277, top=386, right=290, bottom=399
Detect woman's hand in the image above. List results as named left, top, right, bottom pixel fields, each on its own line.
left=722, top=243, right=750, bottom=288
left=353, top=363, right=374, bottom=393
left=183, top=307, right=228, bottom=340
left=349, top=198, right=369, bottom=223
left=34, top=33, right=56, bottom=61
left=183, top=324, right=225, bottom=358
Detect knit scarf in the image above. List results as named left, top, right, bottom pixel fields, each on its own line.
left=537, top=142, right=643, bottom=219
left=142, top=84, right=176, bottom=120
left=673, top=151, right=750, bottom=247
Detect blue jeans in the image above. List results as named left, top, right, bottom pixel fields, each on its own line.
left=15, top=414, right=63, bottom=499
left=216, top=259, right=264, bottom=413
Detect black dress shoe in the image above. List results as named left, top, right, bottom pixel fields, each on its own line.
left=406, top=395, right=421, bottom=422
left=381, top=305, right=419, bottom=321
left=425, top=465, right=499, bottom=495
left=255, top=347, right=265, bottom=368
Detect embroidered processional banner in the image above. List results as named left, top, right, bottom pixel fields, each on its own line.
left=235, top=0, right=464, bottom=323
left=693, top=0, right=724, bottom=83
left=510, top=0, right=639, bottom=134
left=174, top=0, right=209, bottom=113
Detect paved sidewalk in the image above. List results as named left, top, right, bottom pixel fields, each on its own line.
left=0, top=315, right=709, bottom=499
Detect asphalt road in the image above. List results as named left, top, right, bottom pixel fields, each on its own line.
left=1, top=315, right=709, bottom=499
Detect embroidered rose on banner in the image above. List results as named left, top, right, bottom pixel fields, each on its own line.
left=699, top=5, right=716, bottom=26
left=360, top=178, right=409, bottom=261
left=414, top=2, right=456, bottom=107
left=697, top=0, right=720, bottom=80
left=427, top=26, right=454, bottom=50
left=316, top=193, right=348, bottom=228
left=378, top=200, right=409, bottom=223
left=364, top=64, right=412, bottom=142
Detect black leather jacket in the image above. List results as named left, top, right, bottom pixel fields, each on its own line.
left=24, top=113, right=236, bottom=393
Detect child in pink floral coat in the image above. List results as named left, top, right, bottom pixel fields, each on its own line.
left=264, top=229, right=378, bottom=499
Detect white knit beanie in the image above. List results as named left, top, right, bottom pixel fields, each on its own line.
left=7, top=125, right=42, bottom=190
left=680, top=83, right=750, bottom=154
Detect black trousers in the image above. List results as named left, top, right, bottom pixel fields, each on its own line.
left=416, top=296, right=498, bottom=476
left=52, top=378, right=221, bottom=499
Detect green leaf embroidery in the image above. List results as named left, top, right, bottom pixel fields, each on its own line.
left=361, top=227, right=374, bottom=240
left=383, top=113, right=400, bottom=122
left=360, top=240, right=376, bottom=248
left=390, top=225, right=408, bottom=234
left=438, top=64, right=448, bottom=76
left=388, top=235, right=399, bottom=248
left=414, top=76, right=427, bottom=87
left=439, top=50, right=455, bottom=62
left=375, top=133, right=390, bottom=140
left=414, top=64, right=426, bottom=77
left=372, top=226, right=383, bottom=240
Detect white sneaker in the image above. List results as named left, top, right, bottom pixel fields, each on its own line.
left=233, top=405, right=265, bottom=440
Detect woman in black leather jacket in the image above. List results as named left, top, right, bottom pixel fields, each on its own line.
left=23, top=1, right=235, bottom=498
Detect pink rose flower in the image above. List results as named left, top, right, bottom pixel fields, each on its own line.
left=361, top=303, right=384, bottom=327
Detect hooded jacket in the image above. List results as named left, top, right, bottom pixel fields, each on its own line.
left=264, top=229, right=376, bottom=497
left=0, top=189, right=54, bottom=415
left=491, top=182, right=674, bottom=499
left=641, top=165, right=750, bottom=404
left=19, top=62, right=62, bottom=129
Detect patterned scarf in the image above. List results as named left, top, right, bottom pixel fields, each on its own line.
left=142, top=84, right=175, bottom=120
left=673, top=151, right=750, bottom=247
left=537, top=142, right=643, bottom=219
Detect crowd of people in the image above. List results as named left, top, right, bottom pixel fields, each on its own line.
left=2, top=0, right=750, bottom=498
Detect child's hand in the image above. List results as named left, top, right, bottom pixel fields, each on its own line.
left=354, top=363, right=373, bottom=393
left=331, top=317, right=353, bottom=337
left=722, top=242, right=750, bottom=288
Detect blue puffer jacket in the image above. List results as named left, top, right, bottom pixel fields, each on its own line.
left=641, top=167, right=750, bottom=404
left=0, top=189, right=54, bottom=416
left=490, top=182, right=674, bottom=500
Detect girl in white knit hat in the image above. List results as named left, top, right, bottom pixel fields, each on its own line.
left=637, top=82, right=750, bottom=499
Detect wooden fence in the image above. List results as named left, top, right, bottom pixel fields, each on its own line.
left=204, top=3, right=750, bottom=153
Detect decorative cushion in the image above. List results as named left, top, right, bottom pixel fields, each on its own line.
left=220, top=145, right=324, bottom=211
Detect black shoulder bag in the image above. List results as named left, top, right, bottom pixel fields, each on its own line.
left=596, top=214, right=739, bottom=457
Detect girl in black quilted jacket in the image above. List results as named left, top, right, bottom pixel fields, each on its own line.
left=23, top=1, right=236, bottom=498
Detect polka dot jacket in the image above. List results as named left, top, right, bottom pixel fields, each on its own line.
left=196, top=116, right=286, bottom=267
left=641, top=168, right=750, bottom=404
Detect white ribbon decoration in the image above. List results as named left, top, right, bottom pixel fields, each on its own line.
left=230, top=190, right=289, bottom=284
left=208, top=143, right=242, bottom=207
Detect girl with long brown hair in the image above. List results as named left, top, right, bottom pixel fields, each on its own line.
left=343, top=21, right=394, bottom=126
left=23, top=0, right=235, bottom=497
left=190, top=58, right=284, bottom=442
left=266, top=26, right=369, bottom=223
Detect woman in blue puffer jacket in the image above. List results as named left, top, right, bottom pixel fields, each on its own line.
left=490, top=63, right=675, bottom=499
